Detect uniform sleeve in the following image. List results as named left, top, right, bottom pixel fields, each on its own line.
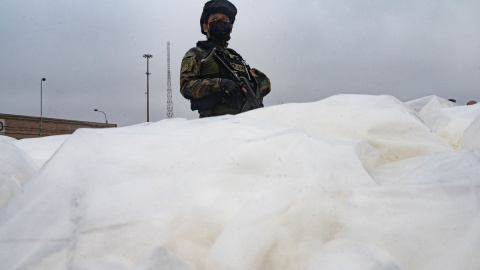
left=250, top=68, right=271, bottom=100
left=180, top=48, right=223, bottom=100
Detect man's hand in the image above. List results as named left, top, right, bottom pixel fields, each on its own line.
left=220, top=79, right=247, bottom=95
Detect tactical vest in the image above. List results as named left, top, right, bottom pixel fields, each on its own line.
left=195, top=41, right=259, bottom=115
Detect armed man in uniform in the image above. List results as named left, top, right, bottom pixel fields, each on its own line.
left=180, top=0, right=271, bottom=118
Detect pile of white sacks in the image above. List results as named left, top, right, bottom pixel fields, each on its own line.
left=1, top=95, right=479, bottom=269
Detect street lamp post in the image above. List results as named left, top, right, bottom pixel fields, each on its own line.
left=40, top=78, right=46, bottom=136
left=94, top=109, right=108, bottom=124
left=143, top=54, right=152, bottom=122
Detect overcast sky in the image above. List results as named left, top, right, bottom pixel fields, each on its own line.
left=1, top=0, right=479, bottom=126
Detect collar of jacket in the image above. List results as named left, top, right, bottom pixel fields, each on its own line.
left=196, top=39, right=228, bottom=51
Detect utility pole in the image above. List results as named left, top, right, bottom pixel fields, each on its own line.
left=167, top=41, right=173, bottom=118
left=143, top=54, right=153, bottom=122
left=40, top=78, right=46, bottom=136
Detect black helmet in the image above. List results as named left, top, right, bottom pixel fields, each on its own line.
left=200, top=0, right=237, bottom=35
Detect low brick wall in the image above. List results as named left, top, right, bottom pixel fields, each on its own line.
left=0, top=113, right=117, bottom=140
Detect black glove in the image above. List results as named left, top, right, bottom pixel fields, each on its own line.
left=220, top=79, right=241, bottom=95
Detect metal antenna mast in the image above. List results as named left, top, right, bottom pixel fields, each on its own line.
left=166, top=41, right=173, bottom=118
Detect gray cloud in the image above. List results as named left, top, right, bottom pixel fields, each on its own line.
left=1, top=0, right=479, bottom=126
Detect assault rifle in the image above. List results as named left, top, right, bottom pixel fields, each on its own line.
left=201, top=47, right=263, bottom=112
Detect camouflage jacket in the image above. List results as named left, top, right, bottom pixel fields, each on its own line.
left=180, top=40, right=271, bottom=116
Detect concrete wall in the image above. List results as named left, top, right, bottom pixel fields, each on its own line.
left=0, top=113, right=117, bottom=139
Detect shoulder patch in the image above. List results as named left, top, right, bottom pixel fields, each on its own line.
left=181, top=47, right=208, bottom=73
left=181, top=56, right=194, bottom=73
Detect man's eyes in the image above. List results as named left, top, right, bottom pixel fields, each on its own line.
left=211, top=17, right=229, bottom=22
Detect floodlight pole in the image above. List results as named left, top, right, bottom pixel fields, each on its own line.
left=40, top=78, right=46, bottom=136
left=143, top=54, right=153, bottom=122
left=94, top=109, right=108, bottom=124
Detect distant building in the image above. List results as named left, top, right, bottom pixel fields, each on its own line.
left=0, top=113, right=116, bottom=140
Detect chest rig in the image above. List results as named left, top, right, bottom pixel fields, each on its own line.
left=197, top=41, right=257, bottom=91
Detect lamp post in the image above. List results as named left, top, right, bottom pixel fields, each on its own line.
left=94, top=109, right=108, bottom=124
left=40, top=78, right=46, bottom=136
left=143, top=54, right=152, bottom=122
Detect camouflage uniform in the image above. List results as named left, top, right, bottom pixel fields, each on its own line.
left=180, top=40, right=271, bottom=117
